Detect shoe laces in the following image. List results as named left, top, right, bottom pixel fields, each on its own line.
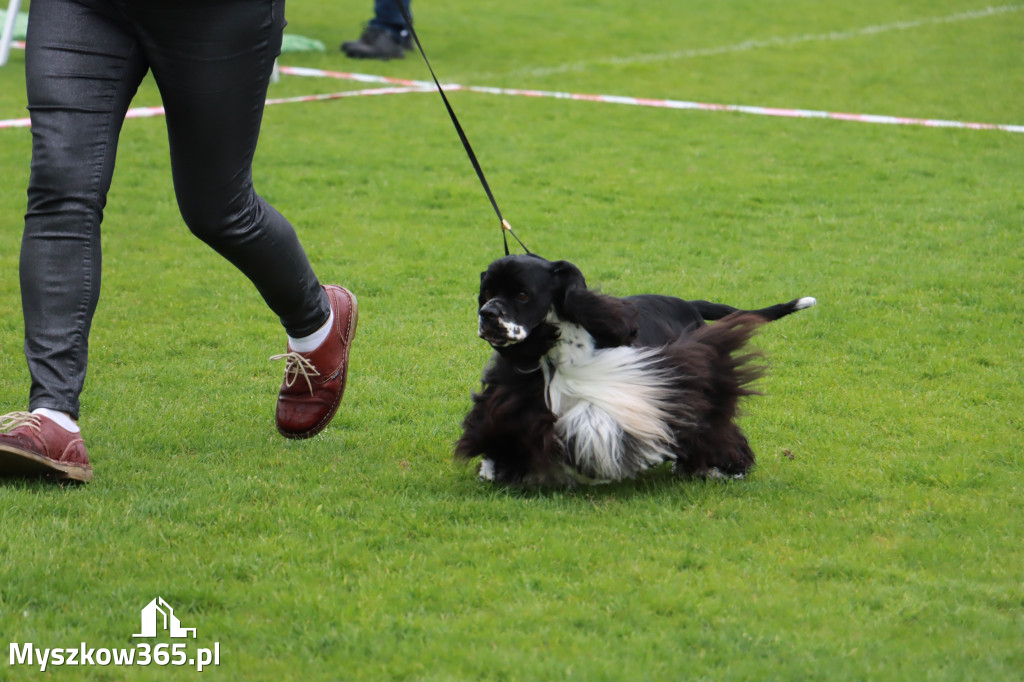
left=0, top=412, right=40, bottom=433
left=269, top=352, right=321, bottom=395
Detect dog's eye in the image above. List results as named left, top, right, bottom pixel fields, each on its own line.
left=515, top=292, right=530, bottom=303
left=480, top=289, right=492, bottom=302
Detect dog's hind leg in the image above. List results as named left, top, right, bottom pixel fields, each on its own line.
left=673, top=424, right=755, bottom=479
left=669, top=313, right=764, bottom=479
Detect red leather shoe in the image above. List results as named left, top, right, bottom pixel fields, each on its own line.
left=273, top=285, right=358, bottom=439
left=0, top=412, right=93, bottom=482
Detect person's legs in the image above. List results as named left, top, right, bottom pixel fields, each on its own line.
left=129, top=0, right=355, bottom=439
left=21, top=0, right=149, bottom=420
left=3, top=0, right=145, bottom=481
left=129, top=0, right=329, bottom=338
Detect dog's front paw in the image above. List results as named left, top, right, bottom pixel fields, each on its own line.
left=478, top=458, right=496, bottom=482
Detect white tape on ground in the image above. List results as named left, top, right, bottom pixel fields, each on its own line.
left=277, top=65, right=1024, bottom=135
left=461, top=85, right=1024, bottom=134
left=0, top=86, right=434, bottom=129
left=4, top=53, right=1022, bottom=134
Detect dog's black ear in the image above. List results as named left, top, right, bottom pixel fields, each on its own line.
left=551, top=261, right=637, bottom=348
left=549, top=260, right=588, bottom=319
left=550, top=260, right=587, bottom=295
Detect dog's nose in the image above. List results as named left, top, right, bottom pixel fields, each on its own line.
left=479, top=303, right=500, bottom=321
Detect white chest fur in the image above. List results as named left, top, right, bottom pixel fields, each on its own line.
left=542, top=317, right=683, bottom=480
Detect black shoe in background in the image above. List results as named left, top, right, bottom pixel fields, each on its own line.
left=341, top=26, right=407, bottom=60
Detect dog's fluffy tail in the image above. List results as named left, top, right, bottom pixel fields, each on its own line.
left=663, top=313, right=765, bottom=477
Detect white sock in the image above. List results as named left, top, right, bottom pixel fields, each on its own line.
left=33, top=408, right=80, bottom=433
left=288, top=309, right=334, bottom=353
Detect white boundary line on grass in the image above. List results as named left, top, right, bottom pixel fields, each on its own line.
left=464, top=4, right=1024, bottom=80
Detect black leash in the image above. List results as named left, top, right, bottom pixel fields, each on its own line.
left=392, top=1, right=529, bottom=256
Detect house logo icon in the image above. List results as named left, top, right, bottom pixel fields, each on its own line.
left=133, top=597, right=197, bottom=639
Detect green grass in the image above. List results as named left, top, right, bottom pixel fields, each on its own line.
left=2, top=0, right=1022, bottom=679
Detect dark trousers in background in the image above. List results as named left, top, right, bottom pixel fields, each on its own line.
left=370, top=0, right=412, bottom=37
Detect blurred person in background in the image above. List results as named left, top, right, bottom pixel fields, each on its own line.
left=341, top=0, right=413, bottom=60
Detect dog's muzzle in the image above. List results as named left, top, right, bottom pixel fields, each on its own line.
left=478, top=302, right=527, bottom=347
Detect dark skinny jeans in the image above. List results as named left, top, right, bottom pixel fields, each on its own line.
left=21, top=0, right=328, bottom=419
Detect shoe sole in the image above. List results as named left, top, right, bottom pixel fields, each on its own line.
left=0, top=445, right=93, bottom=482
left=278, top=286, right=359, bottom=440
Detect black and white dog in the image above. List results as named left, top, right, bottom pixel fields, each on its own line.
left=456, top=254, right=815, bottom=486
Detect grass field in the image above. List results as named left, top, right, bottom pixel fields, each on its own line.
left=1, top=0, right=1022, bottom=679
